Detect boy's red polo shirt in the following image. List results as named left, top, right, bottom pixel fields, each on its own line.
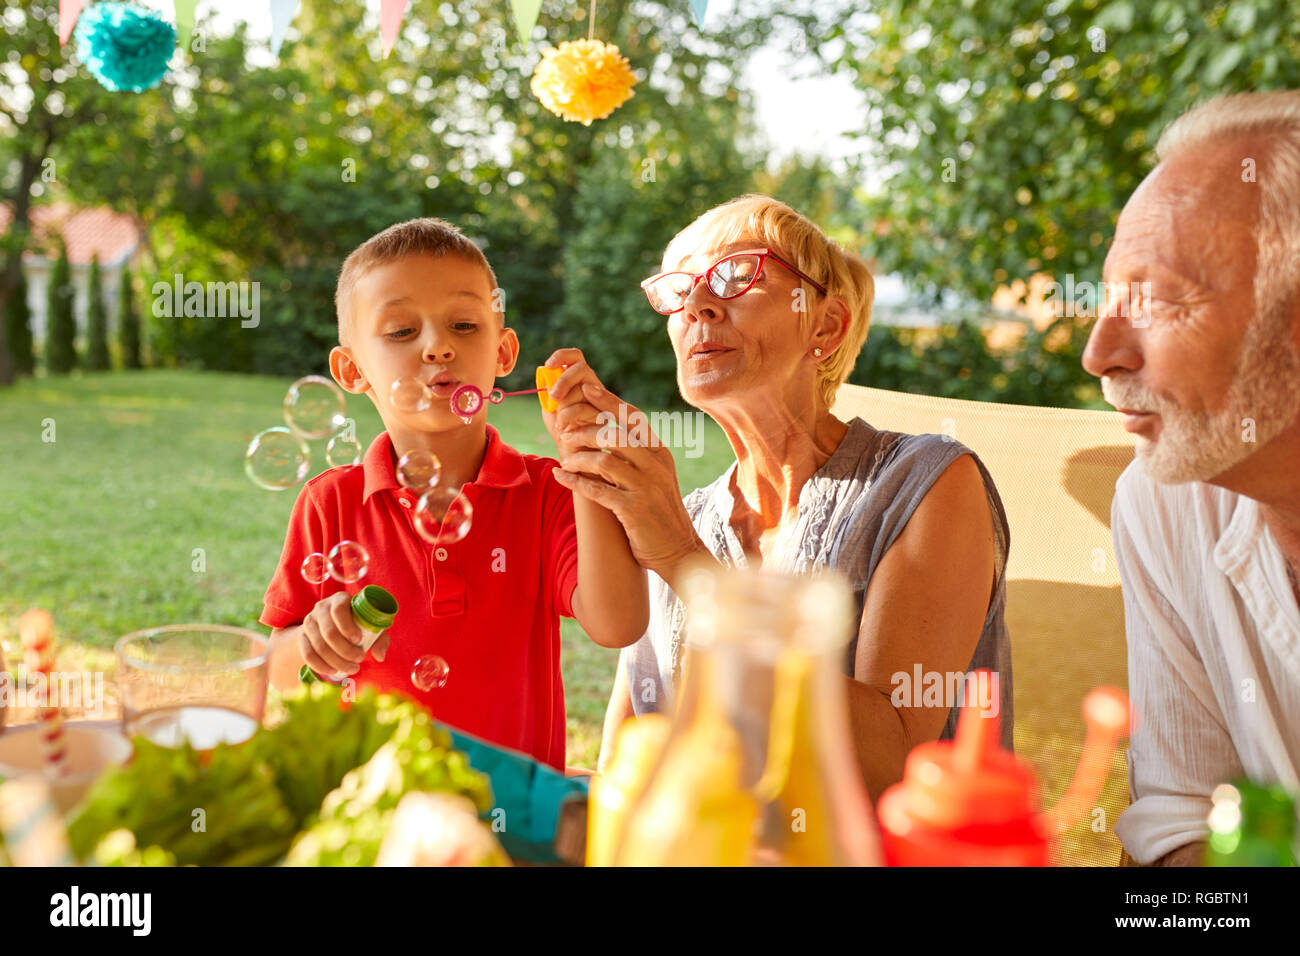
left=260, top=426, right=578, bottom=769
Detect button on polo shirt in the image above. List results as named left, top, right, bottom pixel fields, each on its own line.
left=260, top=426, right=578, bottom=769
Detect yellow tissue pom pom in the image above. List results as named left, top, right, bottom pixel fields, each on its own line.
left=531, top=38, right=636, bottom=126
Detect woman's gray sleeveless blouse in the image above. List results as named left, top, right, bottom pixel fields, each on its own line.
left=619, top=416, right=1014, bottom=749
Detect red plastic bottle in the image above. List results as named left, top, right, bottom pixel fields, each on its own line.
left=876, top=672, right=1129, bottom=866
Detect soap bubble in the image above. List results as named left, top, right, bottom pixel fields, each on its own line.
left=327, top=540, right=370, bottom=583
left=411, top=655, right=450, bottom=691
left=414, top=488, right=473, bottom=546
left=326, top=434, right=362, bottom=468
left=245, top=427, right=311, bottom=491
left=283, top=375, right=346, bottom=439
left=396, top=450, right=442, bottom=491
left=390, top=377, right=432, bottom=413
left=300, top=552, right=330, bottom=585
left=451, top=385, right=484, bottom=417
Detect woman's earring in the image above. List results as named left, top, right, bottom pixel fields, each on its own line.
left=813, top=347, right=823, bottom=358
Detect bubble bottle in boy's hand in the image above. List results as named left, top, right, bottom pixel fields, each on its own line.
left=300, top=585, right=399, bottom=685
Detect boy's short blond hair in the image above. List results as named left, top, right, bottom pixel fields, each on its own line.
left=335, top=218, right=501, bottom=344
left=662, top=194, right=874, bottom=410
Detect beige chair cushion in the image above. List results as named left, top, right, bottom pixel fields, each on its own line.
left=831, top=384, right=1136, bottom=866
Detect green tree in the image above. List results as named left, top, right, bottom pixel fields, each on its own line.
left=64, top=4, right=453, bottom=374
left=44, top=242, right=77, bottom=373
left=0, top=0, right=134, bottom=385
left=819, top=0, right=1300, bottom=303
left=85, top=253, right=110, bottom=370
left=266, top=0, right=799, bottom=389
left=556, top=114, right=759, bottom=408
left=850, top=316, right=1104, bottom=410
left=2, top=262, right=34, bottom=374
left=493, top=0, right=807, bottom=403
left=52, top=0, right=814, bottom=386
left=118, top=267, right=142, bottom=369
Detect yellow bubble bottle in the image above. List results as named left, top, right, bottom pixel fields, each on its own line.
left=535, top=365, right=565, bottom=413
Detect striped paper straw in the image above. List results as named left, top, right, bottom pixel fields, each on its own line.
left=19, top=609, right=69, bottom=778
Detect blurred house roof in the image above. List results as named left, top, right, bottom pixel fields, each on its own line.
left=0, top=203, right=140, bottom=268
left=873, top=272, right=1030, bottom=329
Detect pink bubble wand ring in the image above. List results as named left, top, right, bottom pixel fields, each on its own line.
left=449, top=384, right=547, bottom=418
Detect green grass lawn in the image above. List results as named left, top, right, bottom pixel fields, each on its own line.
left=0, top=369, right=736, bottom=767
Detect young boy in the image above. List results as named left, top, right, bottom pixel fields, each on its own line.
left=260, top=218, right=648, bottom=770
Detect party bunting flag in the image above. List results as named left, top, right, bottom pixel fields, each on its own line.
left=379, top=0, right=409, bottom=58
left=174, top=0, right=197, bottom=51
left=58, top=0, right=85, bottom=46
left=510, top=0, right=542, bottom=45
left=689, top=0, right=708, bottom=28
left=269, top=0, right=300, bottom=57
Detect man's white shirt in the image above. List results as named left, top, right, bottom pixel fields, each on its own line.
left=1111, top=461, right=1300, bottom=862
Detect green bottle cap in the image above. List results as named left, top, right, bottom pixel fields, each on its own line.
left=1207, top=779, right=1298, bottom=866
left=351, top=585, right=398, bottom=632
left=299, top=664, right=318, bottom=684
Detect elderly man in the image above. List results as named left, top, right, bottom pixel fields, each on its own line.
left=1083, top=90, right=1300, bottom=866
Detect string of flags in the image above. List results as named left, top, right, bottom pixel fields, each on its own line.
left=174, top=0, right=196, bottom=49
left=58, top=1, right=712, bottom=54
left=56, top=0, right=710, bottom=122
left=268, top=0, right=297, bottom=57
left=58, top=1, right=83, bottom=45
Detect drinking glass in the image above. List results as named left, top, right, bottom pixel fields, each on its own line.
left=114, top=625, right=269, bottom=750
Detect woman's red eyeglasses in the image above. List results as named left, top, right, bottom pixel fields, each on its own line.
left=641, top=248, right=828, bottom=315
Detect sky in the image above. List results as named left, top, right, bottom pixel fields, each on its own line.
left=744, top=41, right=867, bottom=168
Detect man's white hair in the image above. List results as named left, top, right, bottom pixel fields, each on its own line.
left=1156, top=90, right=1300, bottom=329
left=1120, top=91, right=1300, bottom=484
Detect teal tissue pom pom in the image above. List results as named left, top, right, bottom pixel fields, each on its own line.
left=74, top=2, right=176, bottom=93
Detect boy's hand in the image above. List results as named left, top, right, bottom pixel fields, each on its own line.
left=542, top=349, right=606, bottom=462
left=299, top=592, right=389, bottom=678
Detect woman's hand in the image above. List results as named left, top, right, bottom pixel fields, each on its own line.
left=543, top=348, right=709, bottom=583
left=540, top=350, right=604, bottom=463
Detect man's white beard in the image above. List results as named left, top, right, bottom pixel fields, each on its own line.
left=1105, top=306, right=1300, bottom=485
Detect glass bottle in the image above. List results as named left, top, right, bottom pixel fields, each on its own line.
left=1206, top=780, right=1298, bottom=867
left=586, top=713, right=672, bottom=867
left=614, top=563, right=880, bottom=866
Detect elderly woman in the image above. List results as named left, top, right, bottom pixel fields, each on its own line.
left=546, top=195, right=1011, bottom=798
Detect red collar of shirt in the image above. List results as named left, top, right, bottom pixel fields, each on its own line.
left=361, top=425, right=531, bottom=505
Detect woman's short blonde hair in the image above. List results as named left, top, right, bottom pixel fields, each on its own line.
left=662, top=194, right=874, bottom=409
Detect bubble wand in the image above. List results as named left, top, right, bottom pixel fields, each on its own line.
left=450, top=365, right=570, bottom=418
left=19, top=609, right=70, bottom=779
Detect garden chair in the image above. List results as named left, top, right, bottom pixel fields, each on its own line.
left=831, top=383, right=1137, bottom=866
